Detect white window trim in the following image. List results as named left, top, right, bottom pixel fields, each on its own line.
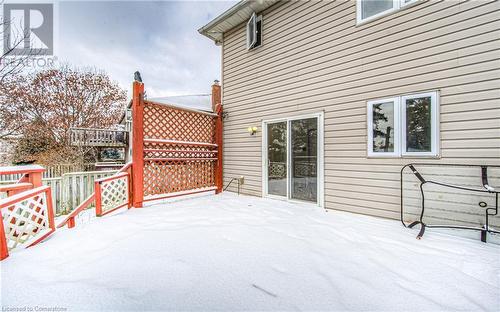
left=261, top=112, right=324, bottom=208
left=246, top=13, right=257, bottom=49
left=401, top=91, right=439, bottom=157
left=367, top=91, right=439, bottom=158
left=367, top=97, right=400, bottom=158
left=356, top=0, right=419, bottom=25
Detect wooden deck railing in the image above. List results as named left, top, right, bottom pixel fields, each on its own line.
left=70, top=127, right=128, bottom=147
left=0, top=163, right=96, bottom=181
left=58, top=162, right=132, bottom=229
left=1, top=80, right=224, bottom=260
left=0, top=170, right=117, bottom=215
left=0, top=166, right=56, bottom=260
left=0, top=186, right=56, bottom=260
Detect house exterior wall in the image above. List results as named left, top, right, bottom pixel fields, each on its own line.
left=220, top=0, right=500, bottom=224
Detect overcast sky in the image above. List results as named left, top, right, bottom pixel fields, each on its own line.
left=58, top=1, right=235, bottom=97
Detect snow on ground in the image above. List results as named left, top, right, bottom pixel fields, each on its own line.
left=2, top=193, right=499, bottom=311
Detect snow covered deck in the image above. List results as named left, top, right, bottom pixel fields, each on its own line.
left=2, top=193, right=499, bottom=311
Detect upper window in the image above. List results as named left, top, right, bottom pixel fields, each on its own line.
left=357, top=0, right=417, bottom=24
left=367, top=92, right=439, bottom=157
left=247, top=13, right=262, bottom=50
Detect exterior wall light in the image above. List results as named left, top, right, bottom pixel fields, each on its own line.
left=247, top=126, right=258, bottom=135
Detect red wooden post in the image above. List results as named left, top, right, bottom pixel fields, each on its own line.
left=28, top=171, right=43, bottom=188
left=127, top=168, right=133, bottom=209
left=45, top=188, right=56, bottom=231
left=0, top=210, right=8, bottom=260
left=212, top=81, right=223, bottom=194
left=67, top=217, right=75, bottom=229
left=95, top=181, right=103, bottom=216
left=132, top=81, right=145, bottom=207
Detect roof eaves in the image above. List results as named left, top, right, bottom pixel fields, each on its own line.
left=198, top=0, right=250, bottom=43
left=199, top=0, right=282, bottom=44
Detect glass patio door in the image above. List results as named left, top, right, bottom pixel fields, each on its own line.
left=290, top=118, right=317, bottom=202
left=265, top=116, right=319, bottom=204
left=266, top=122, right=287, bottom=197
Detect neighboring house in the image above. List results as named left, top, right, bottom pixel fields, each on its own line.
left=199, top=1, right=500, bottom=224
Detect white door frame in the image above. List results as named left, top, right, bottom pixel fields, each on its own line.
left=262, top=112, right=324, bottom=208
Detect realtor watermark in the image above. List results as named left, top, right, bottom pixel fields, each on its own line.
left=3, top=3, right=53, bottom=55
left=1, top=1, right=58, bottom=69
left=2, top=306, right=67, bottom=312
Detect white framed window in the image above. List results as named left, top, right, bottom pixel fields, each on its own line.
left=367, top=91, right=439, bottom=158
left=357, top=0, right=419, bottom=24
left=401, top=92, right=439, bottom=157
left=246, top=13, right=262, bottom=50
left=367, top=97, right=400, bottom=157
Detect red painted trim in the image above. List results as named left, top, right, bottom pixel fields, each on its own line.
left=17, top=174, right=29, bottom=184
left=95, top=172, right=130, bottom=216
left=142, top=187, right=217, bottom=203
left=98, top=202, right=129, bottom=217
left=95, top=172, right=129, bottom=183
left=26, top=229, right=55, bottom=248
left=29, top=172, right=43, bottom=188
left=57, top=193, right=95, bottom=228
left=0, top=187, right=56, bottom=260
left=95, top=181, right=103, bottom=216
left=144, top=158, right=218, bottom=162
left=132, top=81, right=145, bottom=208
left=0, top=165, right=45, bottom=176
left=119, top=162, right=133, bottom=173
left=144, top=100, right=218, bottom=117
left=45, top=187, right=56, bottom=232
left=27, top=187, right=56, bottom=248
left=143, top=138, right=217, bottom=148
left=0, top=210, right=8, bottom=260
left=0, top=186, right=50, bottom=208
left=215, top=104, right=223, bottom=194
left=0, top=182, right=33, bottom=193
left=212, top=82, right=223, bottom=194
left=143, top=149, right=218, bottom=154
left=67, top=218, right=75, bottom=229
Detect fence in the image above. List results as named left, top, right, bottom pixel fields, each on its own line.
left=0, top=170, right=117, bottom=215
left=130, top=81, right=223, bottom=207
left=0, top=163, right=96, bottom=181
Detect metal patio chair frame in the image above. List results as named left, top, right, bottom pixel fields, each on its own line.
left=400, top=163, right=500, bottom=242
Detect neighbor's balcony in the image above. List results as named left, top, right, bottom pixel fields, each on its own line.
left=70, top=127, right=129, bottom=147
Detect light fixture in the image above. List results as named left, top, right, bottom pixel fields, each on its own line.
left=247, top=126, right=258, bottom=135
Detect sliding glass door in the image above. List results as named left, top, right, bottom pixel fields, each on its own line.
left=264, top=115, right=321, bottom=205
left=291, top=118, right=318, bottom=202
left=267, top=122, right=287, bottom=197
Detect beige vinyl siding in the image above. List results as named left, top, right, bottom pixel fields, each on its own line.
left=220, top=0, right=500, bottom=224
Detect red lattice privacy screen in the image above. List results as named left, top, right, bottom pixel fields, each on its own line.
left=131, top=81, right=223, bottom=207
left=142, top=102, right=218, bottom=196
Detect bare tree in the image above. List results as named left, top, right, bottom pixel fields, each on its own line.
left=0, top=65, right=127, bottom=164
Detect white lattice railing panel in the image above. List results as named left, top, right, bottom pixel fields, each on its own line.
left=269, top=162, right=286, bottom=179
left=0, top=186, right=55, bottom=256
left=95, top=172, right=129, bottom=216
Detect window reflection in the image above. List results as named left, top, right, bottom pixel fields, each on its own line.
left=372, top=102, right=395, bottom=153
left=291, top=118, right=317, bottom=203
left=267, top=122, right=287, bottom=196
left=406, top=96, right=432, bottom=153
